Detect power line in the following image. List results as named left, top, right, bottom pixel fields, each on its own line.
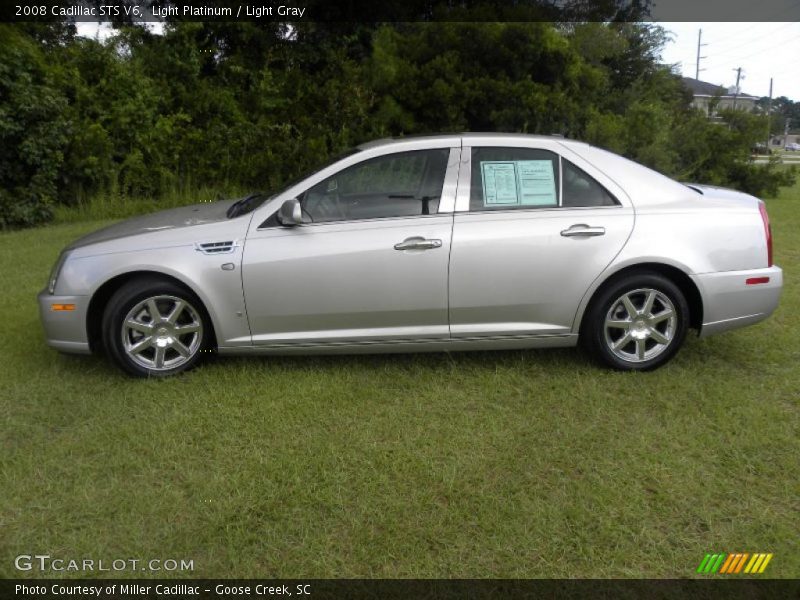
left=712, top=31, right=800, bottom=68
left=704, top=23, right=762, bottom=47
left=707, top=22, right=797, bottom=55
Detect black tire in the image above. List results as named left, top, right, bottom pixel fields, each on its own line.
left=581, top=271, right=689, bottom=371
left=102, top=277, right=213, bottom=378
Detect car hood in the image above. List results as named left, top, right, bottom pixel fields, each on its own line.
left=67, top=199, right=238, bottom=250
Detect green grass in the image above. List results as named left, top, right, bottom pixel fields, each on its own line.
left=50, top=185, right=248, bottom=224
left=1, top=184, right=799, bottom=579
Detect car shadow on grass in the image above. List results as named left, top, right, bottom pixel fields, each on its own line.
left=210, top=345, right=598, bottom=376
left=40, top=328, right=765, bottom=382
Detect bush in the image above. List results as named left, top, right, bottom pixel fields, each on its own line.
left=0, top=26, right=69, bottom=228
left=0, top=21, right=796, bottom=228
left=728, top=160, right=797, bottom=198
left=669, top=108, right=796, bottom=197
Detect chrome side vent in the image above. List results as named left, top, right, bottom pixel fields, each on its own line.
left=195, top=240, right=237, bottom=255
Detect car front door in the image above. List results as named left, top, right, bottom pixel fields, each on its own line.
left=448, top=142, right=635, bottom=339
left=242, top=145, right=460, bottom=347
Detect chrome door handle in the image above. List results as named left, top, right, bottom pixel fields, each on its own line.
left=560, top=224, right=606, bottom=237
left=394, top=237, right=443, bottom=250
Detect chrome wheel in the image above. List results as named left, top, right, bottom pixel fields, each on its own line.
left=121, top=295, right=203, bottom=371
left=603, top=288, right=677, bottom=364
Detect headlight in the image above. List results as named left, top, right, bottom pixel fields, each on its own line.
left=47, top=250, right=71, bottom=295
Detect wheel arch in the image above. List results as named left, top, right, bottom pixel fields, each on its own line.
left=86, top=270, right=218, bottom=353
left=575, top=261, right=704, bottom=335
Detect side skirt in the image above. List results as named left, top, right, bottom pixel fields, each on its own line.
left=217, top=334, right=579, bottom=356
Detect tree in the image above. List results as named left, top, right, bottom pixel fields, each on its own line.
left=0, top=17, right=794, bottom=228
left=0, top=26, right=69, bottom=227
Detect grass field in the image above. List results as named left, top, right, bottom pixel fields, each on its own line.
left=1, top=183, right=799, bottom=579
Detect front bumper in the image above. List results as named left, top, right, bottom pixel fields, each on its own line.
left=37, top=290, right=91, bottom=354
left=695, top=266, right=783, bottom=338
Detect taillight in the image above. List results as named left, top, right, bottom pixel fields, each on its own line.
left=758, top=201, right=773, bottom=267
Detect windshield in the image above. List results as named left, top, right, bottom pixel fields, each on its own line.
left=227, top=147, right=362, bottom=218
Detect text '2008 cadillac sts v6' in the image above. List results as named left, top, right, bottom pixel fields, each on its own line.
left=39, top=134, right=782, bottom=377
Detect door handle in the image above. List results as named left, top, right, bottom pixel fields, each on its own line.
left=560, top=224, right=606, bottom=237
left=394, top=236, right=443, bottom=251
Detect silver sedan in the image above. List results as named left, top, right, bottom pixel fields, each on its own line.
left=39, top=134, right=782, bottom=376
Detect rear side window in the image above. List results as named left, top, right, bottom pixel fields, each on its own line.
left=470, top=147, right=560, bottom=211
left=469, top=148, right=620, bottom=211
left=561, top=159, right=619, bottom=207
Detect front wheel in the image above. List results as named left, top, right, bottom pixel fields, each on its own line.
left=581, top=272, right=689, bottom=371
left=102, top=278, right=212, bottom=377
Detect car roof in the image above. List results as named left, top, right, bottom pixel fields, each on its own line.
left=356, top=133, right=588, bottom=150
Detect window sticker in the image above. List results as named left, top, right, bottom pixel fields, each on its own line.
left=480, top=162, right=519, bottom=204
left=480, top=160, right=557, bottom=207
left=516, top=160, right=557, bottom=205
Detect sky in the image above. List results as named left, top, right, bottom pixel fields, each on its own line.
left=76, top=21, right=800, bottom=102
left=659, top=22, right=800, bottom=101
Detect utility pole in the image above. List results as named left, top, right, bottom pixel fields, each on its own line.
left=732, top=67, right=743, bottom=110
left=695, top=29, right=707, bottom=80
left=765, top=77, right=773, bottom=153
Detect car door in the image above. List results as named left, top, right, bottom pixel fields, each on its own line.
left=242, top=145, right=460, bottom=346
left=448, top=141, right=635, bottom=339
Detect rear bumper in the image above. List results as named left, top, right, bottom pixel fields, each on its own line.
left=37, top=289, right=91, bottom=354
left=694, top=266, right=783, bottom=338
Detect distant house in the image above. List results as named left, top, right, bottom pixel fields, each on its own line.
left=770, top=133, right=800, bottom=147
left=682, top=77, right=759, bottom=118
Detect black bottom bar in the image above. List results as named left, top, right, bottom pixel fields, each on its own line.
left=2, top=579, right=799, bottom=600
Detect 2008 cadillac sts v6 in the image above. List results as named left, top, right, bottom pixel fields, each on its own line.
left=39, top=134, right=782, bottom=377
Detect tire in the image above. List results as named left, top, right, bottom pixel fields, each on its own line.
left=102, top=277, right=212, bottom=377
left=581, top=271, right=689, bottom=371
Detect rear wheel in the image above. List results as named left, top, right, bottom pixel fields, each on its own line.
left=103, top=278, right=212, bottom=377
left=582, top=272, right=689, bottom=371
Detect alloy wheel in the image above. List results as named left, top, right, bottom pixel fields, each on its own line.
left=121, top=295, right=203, bottom=371
left=603, top=288, right=677, bottom=363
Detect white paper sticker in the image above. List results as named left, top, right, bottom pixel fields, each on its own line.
left=480, top=162, right=519, bottom=204
left=517, top=160, right=557, bottom=205
left=480, top=160, right=557, bottom=207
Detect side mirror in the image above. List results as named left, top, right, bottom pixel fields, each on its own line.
left=277, top=198, right=303, bottom=226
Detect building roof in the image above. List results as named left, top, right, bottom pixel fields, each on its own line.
left=681, top=76, right=758, bottom=99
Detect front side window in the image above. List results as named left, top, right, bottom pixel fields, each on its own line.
left=470, top=147, right=560, bottom=211
left=301, top=149, right=449, bottom=223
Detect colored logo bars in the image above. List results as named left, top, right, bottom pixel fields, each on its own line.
left=697, top=553, right=773, bottom=574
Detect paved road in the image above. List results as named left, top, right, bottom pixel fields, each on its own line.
left=753, top=155, right=800, bottom=164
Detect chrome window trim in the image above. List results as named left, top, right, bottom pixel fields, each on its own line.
left=454, top=145, right=472, bottom=212
left=261, top=212, right=454, bottom=231
left=453, top=205, right=624, bottom=218
left=437, top=147, right=461, bottom=214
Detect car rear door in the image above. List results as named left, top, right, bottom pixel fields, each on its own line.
left=448, top=139, right=635, bottom=339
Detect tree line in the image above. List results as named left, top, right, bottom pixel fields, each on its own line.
left=0, top=20, right=794, bottom=228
